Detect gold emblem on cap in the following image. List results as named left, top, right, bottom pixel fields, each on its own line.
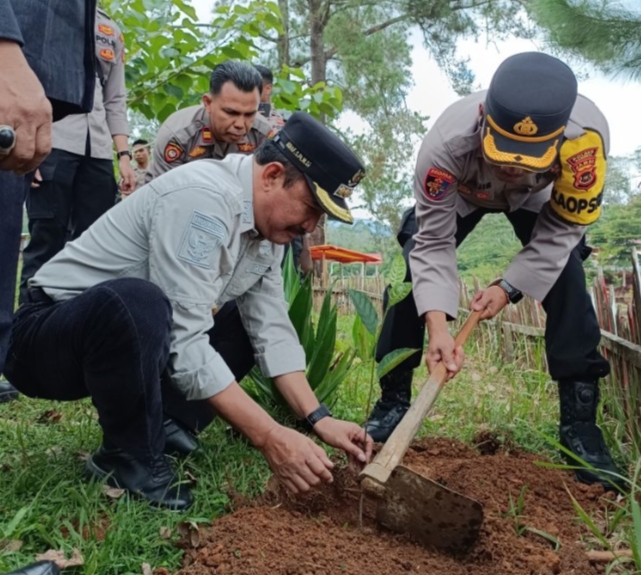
left=514, top=117, right=538, bottom=136
left=334, top=184, right=354, bottom=199
left=348, top=169, right=365, bottom=187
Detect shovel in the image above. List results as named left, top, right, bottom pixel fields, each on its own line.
left=360, top=311, right=484, bottom=554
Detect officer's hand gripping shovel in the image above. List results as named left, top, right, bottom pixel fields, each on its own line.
left=359, top=311, right=484, bottom=554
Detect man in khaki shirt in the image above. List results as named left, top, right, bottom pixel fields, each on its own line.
left=367, top=52, right=624, bottom=492
left=6, top=113, right=372, bottom=510
left=147, top=60, right=273, bottom=182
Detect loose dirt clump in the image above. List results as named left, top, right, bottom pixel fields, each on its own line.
left=173, top=437, right=614, bottom=575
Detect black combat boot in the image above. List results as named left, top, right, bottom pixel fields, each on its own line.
left=163, top=418, right=200, bottom=458
left=558, top=380, right=626, bottom=492
left=365, top=370, right=413, bottom=443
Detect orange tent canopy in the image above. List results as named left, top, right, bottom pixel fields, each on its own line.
left=310, top=244, right=382, bottom=264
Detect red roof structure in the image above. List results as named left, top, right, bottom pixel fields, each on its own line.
left=310, top=245, right=382, bottom=265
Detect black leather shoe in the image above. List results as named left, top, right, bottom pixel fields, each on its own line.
left=0, top=380, right=19, bottom=404
left=164, top=418, right=199, bottom=457
left=366, top=400, right=410, bottom=443
left=365, top=369, right=412, bottom=443
left=86, top=446, right=193, bottom=510
left=6, top=561, right=60, bottom=575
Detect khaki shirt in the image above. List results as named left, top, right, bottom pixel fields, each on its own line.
left=410, top=90, right=609, bottom=319
left=147, top=105, right=274, bottom=181
left=30, top=155, right=306, bottom=401
left=132, top=165, right=148, bottom=190
left=52, top=9, right=128, bottom=159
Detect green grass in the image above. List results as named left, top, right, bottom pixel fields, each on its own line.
left=1, top=311, right=637, bottom=573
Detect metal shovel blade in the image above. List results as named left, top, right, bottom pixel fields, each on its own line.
left=375, top=465, right=484, bottom=554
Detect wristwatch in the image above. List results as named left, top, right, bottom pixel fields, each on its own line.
left=305, top=403, right=333, bottom=428
left=495, top=278, right=523, bottom=304
left=117, top=150, right=132, bottom=159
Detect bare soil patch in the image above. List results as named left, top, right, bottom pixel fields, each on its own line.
left=173, top=435, right=614, bottom=575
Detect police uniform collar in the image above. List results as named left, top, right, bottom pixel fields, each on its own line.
left=197, top=108, right=216, bottom=146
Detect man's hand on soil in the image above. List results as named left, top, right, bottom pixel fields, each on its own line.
left=259, top=424, right=334, bottom=494
left=313, top=418, right=373, bottom=473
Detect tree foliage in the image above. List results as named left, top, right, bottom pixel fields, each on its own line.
left=252, top=0, right=534, bottom=229
left=529, top=0, right=641, bottom=80
left=101, top=0, right=343, bottom=122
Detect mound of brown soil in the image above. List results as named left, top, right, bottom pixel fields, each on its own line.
left=174, top=436, right=613, bottom=575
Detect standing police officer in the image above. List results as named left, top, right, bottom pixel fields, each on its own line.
left=367, top=52, right=624, bottom=491
left=0, top=0, right=97, bottom=406
left=147, top=61, right=273, bottom=181
left=5, top=113, right=372, bottom=509
left=254, top=64, right=287, bottom=130
left=18, top=8, right=134, bottom=303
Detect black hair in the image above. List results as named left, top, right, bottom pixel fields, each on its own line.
left=253, top=64, right=274, bottom=85
left=132, top=139, right=148, bottom=147
left=254, top=140, right=306, bottom=189
left=210, top=61, right=263, bottom=96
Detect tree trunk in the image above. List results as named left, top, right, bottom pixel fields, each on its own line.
left=277, top=0, right=290, bottom=68
left=308, top=0, right=328, bottom=251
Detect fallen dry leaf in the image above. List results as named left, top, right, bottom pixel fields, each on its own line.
left=77, top=450, right=91, bottom=462
left=176, top=521, right=200, bottom=547
left=102, top=485, right=126, bottom=499
left=0, top=539, right=23, bottom=552
left=36, top=409, right=63, bottom=424
left=35, top=547, right=84, bottom=568
left=142, top=562, right=153, bottom=575
left=184, top=470, right=198, bottom=485
left=159, top=526, right=172, bottom=540
left=46, top=446, right=64, bottom=457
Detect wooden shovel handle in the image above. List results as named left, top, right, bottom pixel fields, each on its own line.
left=361, top=310, right=482, bottom=487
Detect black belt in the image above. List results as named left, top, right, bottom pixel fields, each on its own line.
left=27, top=287, right=55, bottom=305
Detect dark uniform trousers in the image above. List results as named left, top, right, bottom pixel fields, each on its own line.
left=0, top=172, right=31, bottom=374
left=4, top=278, right=255, bottom=460
left=377, top=207, right=610, bottom=382
left=19, top=147, right=117, bottom=303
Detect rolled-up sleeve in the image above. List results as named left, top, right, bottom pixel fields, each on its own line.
left=0, top=0, right=23, bottom=44
left=103, top=23, right=129, bottom=136
left=146, top=182, right=239, bottom=400
left=236, top=260, right=306, bottom=377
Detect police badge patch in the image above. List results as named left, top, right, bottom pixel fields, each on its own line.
left=164, top=142, right=184, bottom=164
left=423, top=168, right=455, bottom=201
left=178, top=211, right=228, bottom=269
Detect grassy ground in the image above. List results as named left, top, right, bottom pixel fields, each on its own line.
left=0, top=313, right=635, bottom=574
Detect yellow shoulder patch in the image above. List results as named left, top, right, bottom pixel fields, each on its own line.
left=550, top=129, right=606, bottom=225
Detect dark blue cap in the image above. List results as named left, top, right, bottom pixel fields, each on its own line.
left=271, top=112, right=365, bottom=224
left=482, top=52, right=578, bottom=173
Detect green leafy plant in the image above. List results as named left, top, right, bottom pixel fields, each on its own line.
left=242, top=250, right=355, bottom=421
left=349, top=252, right=419, bottom=420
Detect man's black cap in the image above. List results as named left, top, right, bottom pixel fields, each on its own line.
left=271, top=112, right=365, bottom=224
left=482, top=52, right=578, bottom=173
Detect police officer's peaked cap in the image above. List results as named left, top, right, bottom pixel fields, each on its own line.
left=270, top=112, right=365, bottom=224
left=482, top=52, right=578, bottom=173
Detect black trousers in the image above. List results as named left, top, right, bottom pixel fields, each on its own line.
left=19, top=148, right=117, bottom=303
left=0, top=172, right=31, bottom=374
left=376, top=208, right=610, bottom=382
left=4, top=279, right=256, bottom=460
